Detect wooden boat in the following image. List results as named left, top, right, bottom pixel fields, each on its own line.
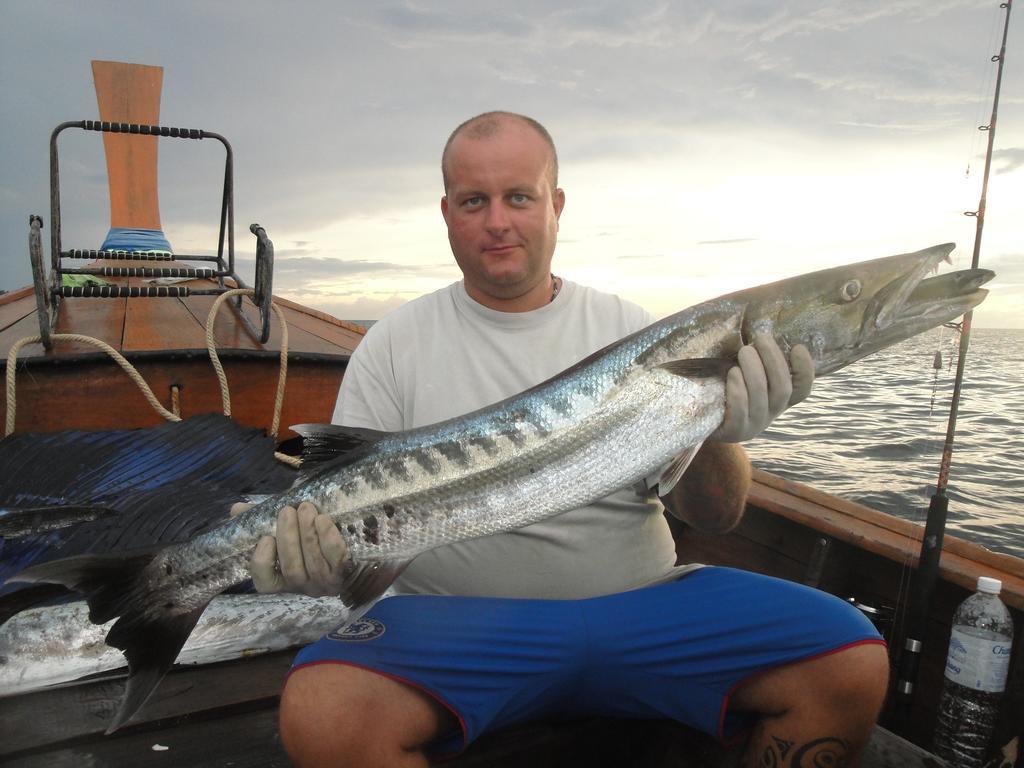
left=1, top=62, right=1020, bottom=768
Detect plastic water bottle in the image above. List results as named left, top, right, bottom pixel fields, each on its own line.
left=932, top=576, right=1014, bottom=767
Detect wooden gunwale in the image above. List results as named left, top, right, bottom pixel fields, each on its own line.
left=748, top=469, right=1024, bottom=610
left=1, top=347, right=352, bottom=368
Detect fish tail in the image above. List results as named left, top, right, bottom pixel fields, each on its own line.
left=10, top=551, right=208, bottom=733
left=104, top=600, right=207, bottom=733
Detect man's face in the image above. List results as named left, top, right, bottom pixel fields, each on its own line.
left=441, top=121, right=565, bottom=311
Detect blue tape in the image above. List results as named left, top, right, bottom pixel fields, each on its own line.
left=100, top=227, right=173, bottom=253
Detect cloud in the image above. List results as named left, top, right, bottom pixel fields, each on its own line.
left=752, top=0, right=972, bottom=42
left=297, top=293, right=409, bottom=322
left=232, top=253, right=456, bottom=294
left=275, top=257, right=411, bottom=276
left=696, top=238, right=758, bottom=245
left=370, top=4, right=535, bottom=41
left=993, top=148, right=1024, bottom=174
left=358, top=1, right=714, bottom=51
left=982, top=251, right=1024, bottom=285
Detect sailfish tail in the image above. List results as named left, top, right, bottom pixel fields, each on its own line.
left=10, top=550, right=209, bottom=733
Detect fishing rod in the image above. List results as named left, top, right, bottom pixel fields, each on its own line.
left=893, top=0, right=1014, bottom=727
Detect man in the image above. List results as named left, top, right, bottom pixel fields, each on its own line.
left=251, top=112, right=889, bottom=767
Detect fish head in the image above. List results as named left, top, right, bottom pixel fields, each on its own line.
left=738, top=243, right=993, bottom=376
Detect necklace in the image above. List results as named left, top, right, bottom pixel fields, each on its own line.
left=550, top=275, right=562, bottom=303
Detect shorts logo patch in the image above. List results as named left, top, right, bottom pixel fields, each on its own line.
left=328, top=618, right=386, bottom=642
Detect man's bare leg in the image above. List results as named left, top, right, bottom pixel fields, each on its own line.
left=279, top=663, right=456, bottom=768
left=731, top=643, right=889, bottom=767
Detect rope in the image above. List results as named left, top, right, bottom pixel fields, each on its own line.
left=204, top=289, right=300, bottom=468
left=5, top=334, right=180, bottom=436
left=5, top=294, right=302, bottom=469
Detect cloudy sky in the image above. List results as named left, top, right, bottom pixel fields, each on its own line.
left=1, top=0, right=1021, bottom=327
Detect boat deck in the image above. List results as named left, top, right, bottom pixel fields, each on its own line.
left=0, top=648, right=936, bottom=768
left=0, top=279, right=365, bottom=363
left=0, top=277, right=365, bottom=435
left=1, top=641, right=727, bottom=766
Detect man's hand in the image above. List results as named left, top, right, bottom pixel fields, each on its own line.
left=711, top=334, right=814, bottom=443
left=230, top=501, right=350, bottom=597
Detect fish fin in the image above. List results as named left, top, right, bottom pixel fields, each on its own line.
left=0, top=505, right=119, bottom=538
left=290, top=424, right=392, bottom=469
left=339, top=558, right=411, bottom=615
left=10, top=550, right=208, bottom=732
left=657, top=358, right=734, bottom=380
left=334, top=585, right=400, bottom=631
left=657, top=443, right=704, bottom=496
left=0, top=584, right=71, bottom=626
left=0, top=413, right=292, bottom=504
left=10, top=551, right=159, bottom=619
left=104, top=604, right=207, bottom=733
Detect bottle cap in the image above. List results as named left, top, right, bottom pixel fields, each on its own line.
left=977, top=576, right=1002, bottom=594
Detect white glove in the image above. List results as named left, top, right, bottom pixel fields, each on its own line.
left=231, top=500, right=350, bottom=597
left=712, top=334, right=814, bottom=443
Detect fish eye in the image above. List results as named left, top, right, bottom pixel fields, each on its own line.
left=840, top=279, right=862, bottom=302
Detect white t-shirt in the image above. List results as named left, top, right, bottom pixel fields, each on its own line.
left=332, top=279, right=681, bottom=599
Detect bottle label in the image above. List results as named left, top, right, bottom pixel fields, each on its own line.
left=944, top=628, right=1012, bottom=692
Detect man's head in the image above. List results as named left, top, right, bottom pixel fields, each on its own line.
left=440, top=112, right=565, bottom=313
left=441, top=112, right=559, bottom=194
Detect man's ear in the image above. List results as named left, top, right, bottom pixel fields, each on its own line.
left=440, top=195, right=450, bottom=220
left=553, top=188, right=565, bottom=219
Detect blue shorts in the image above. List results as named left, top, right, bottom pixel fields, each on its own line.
left=291, top=567, right=883, bottom=758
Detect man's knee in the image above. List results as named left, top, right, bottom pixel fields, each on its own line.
left=279, top=663, right=448, bottom=768
left=734, top=643, right=890, bottom=766
left=813, top=642, right=890, bottom=716
left=795, top=641, right=891, bottom=732
left=735, top=641, right=890, bottom=721
left=279, top=665, right=369, bottom=768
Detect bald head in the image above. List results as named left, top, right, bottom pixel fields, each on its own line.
left=441, top=111, right=559, bottom=194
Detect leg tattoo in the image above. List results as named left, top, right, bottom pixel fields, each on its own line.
left=759, top=735, right=850, bottom=768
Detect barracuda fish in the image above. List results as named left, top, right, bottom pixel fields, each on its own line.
left=0, top=594, right=346, bottom=697
left=9, top=243, right=993, bottom=732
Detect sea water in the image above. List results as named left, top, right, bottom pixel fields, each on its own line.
left=746, top=328, right=1024, bottom=559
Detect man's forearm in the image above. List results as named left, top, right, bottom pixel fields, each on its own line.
left=660, top=442, right=751, bottom=533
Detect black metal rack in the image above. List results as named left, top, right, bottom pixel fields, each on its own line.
left=29, top=120, right=274, bottom=346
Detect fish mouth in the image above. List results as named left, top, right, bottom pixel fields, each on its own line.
left=861, top=243, right=993, bottom=347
